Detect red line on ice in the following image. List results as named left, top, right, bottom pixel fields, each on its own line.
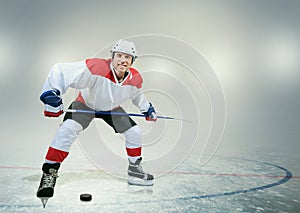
left=0, top=165, right=299, bottom=179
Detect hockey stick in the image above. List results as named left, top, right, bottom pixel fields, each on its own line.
left=64, top=109, right=191, bottom=123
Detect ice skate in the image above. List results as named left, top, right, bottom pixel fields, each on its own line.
left=36, top=163, right=60, bottom=208
left=128, top=157, right=154, bottom=186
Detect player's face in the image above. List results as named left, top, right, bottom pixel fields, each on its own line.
left=112, top=52, right=133, bottom=73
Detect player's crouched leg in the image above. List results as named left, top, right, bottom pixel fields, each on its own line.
left=124, top=126, right=154, bottom=186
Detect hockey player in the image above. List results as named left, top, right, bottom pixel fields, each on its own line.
left=37, top=39, right=157, bottom=207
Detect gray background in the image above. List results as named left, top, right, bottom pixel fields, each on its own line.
left=0, top=0, right=299, bottom=175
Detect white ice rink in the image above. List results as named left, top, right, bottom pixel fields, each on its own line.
left=0, top=143, right=299, bottom=212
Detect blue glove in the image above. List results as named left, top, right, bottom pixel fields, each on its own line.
left=40, top=89, right=63, bottom=117
left=143, top=103, right=157, bottom=122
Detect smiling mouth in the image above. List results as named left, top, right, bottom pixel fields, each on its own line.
left=118, top=64, right=127, bottom=68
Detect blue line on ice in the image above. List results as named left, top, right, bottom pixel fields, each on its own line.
left=175, top=162, right=293, bottom=200
left=0, top=161, right=293, bottom=209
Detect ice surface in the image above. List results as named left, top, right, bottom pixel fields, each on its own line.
left=0, top=154, right=299, bottom=213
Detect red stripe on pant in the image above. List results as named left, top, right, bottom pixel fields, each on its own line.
left=46, top=146, right=69, bottom=163
left=126, top=147, right=142, bottom=157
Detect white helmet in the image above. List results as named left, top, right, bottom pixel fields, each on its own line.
left=111, top=39, right=137, bottom=62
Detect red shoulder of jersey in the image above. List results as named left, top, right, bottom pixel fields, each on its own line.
left=85, top=58, right=143, bottom=88
left=85, top=58, right=115, bottom=83
left=123, top=67, right=143, bottom=89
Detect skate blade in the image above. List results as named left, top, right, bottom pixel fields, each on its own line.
left=128, top=176, right=154, bottom=186
left=39, top=197, right=49, bottom=208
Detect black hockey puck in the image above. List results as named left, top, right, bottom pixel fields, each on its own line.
left=80, top=193, right=92, bottom=201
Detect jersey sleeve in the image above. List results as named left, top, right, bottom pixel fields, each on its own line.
left=131, top=90, right=150, bottom=113
left=41, top=61, right=95, bottom=94
left=128, top=68, right=150, bottom=112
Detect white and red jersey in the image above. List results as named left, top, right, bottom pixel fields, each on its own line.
left=42, top=58, right=150, bottom=112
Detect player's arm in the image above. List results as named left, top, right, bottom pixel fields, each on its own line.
left=40, top=89, right=63, bottom=117
left=40, top=61, right=95, bottom=117
left=132, top=91, right=157, bottom=122
left=41, top=61, right=95, bottom=94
